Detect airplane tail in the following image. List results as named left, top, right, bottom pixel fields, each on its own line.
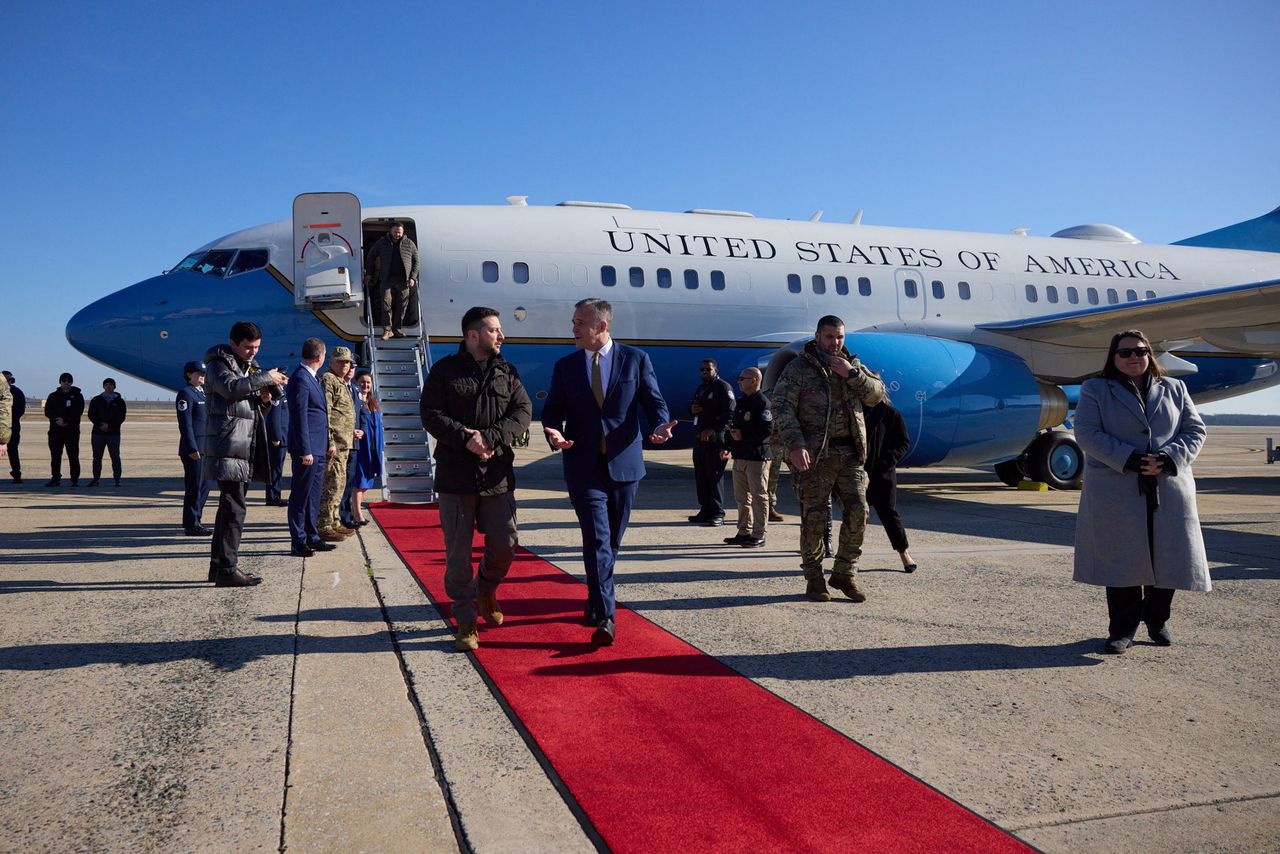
left=1173, top=205, right=1280, bottom=252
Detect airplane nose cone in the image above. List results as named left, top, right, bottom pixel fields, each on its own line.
left=66, top=290, right=145, bottom=378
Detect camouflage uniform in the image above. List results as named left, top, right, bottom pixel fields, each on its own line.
left=771, top=340, right=885, bottom=588
left=319, top=367, right=356, bottom=532
left=0, top=372, right=11, bottom=445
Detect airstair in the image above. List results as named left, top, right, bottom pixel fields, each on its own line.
left=364, top=332, right=436, bottom=503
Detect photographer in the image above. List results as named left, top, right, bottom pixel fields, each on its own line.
left=203, top=320, right=286, bottom=587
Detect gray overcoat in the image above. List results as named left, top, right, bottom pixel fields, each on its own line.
left=1072, top=376, right=1209, bottom=591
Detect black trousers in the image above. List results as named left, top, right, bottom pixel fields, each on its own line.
left=210, top=480, right=248, bottom=575
left=693, top=440, right=728, bottom=517
left=48, top=430, right=80, bottom=482
left=1106, top=585, right=1175, bottom=640
left=181, top=456, right=211, bottom=532
left=869, top=498, right=909, bottom=553
left=7, top=423, right=20, bottom=478
left=91, top=432, right=122, bottom=480
left=265, top=444, right=286, bottom=502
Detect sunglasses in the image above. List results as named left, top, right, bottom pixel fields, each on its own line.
left=1115, top=347, right=1151, bottom=358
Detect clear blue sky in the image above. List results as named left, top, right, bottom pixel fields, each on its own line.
left=2, top=0, right=1277, bottom=413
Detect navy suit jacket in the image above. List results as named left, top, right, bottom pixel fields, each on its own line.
left=286, top=365, right=328, bottom=458
left=541, top=342, right=669, bottom=484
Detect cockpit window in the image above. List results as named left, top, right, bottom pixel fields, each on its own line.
left=228, top=249, right=269, bottom=276
left=193, top=250, right=236, bottom=277
left=172, top=251, right=205, bottom=273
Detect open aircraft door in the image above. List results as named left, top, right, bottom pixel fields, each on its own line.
left=293, top=192, right=363, bottom=308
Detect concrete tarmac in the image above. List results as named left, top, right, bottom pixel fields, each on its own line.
left=1, top=416, right=1277, bottom=852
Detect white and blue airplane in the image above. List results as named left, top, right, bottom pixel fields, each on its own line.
left=67, top=194, right=1280, bottom=489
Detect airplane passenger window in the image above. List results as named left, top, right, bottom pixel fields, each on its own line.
left=1067, top=286, right=1079, bottom=304
left=835, top=276, right=849, bottom=296
left=1126, top=289, right=1138, bottom=302
left=811, top=275, right=826, bottom=295
left=787, top=274, right=801, bottom=294
left=903, top=279, right=918, bottom=299
left=193, top=249, right=235, bottom=277
left=1025, top=284, right=1038, bottom=303
left=629, top=267, right=644, bottom=287
left=657, top=268, right=672, bottom=288
left=542, top=264, right=559, bottom=285
left=1087, top=288, right=1099, bottom=305
left=482, top=261, right=499, bottom=283
left=684, top=270, right=699, bottom=289
left=1106, top=288, right=1119, bottom=304
left=601, top=265, right=617, bottom=287
left=1146, top=290, right=1157, bottom=299
left=513, top=262, right=530, bottom=284
left=858, top=277, right=872, bottom=296
left=932, top=280, right=944, bottom=299
left=228, top=249, right=269, bottom=276
left=711, top=270, right=726, bottom=291
left=957, top=281, right=971, bottom=300
left=1046, top=285, right=1059, bottom=304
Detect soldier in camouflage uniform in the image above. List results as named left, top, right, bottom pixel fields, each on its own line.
left=318, top=346, right=358, bottom=539
left=771, top=315, right=885, bottom=602
left=0, top=371, right=12, bottom=459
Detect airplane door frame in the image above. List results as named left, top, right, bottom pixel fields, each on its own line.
left=894, top=268, right=927, bottom=322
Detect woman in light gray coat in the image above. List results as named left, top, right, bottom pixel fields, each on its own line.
left=1073, top=329, right=1208, bottom=655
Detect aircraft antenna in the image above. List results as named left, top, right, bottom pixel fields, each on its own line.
left=809, top=210, right=824, bottom=222
left=850, top=209, right=864, bottom=225
left=506, top=195, right=528, bottom=206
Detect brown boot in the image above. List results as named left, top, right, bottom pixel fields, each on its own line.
left=828, top=572, right=867, bottom=603
left=477, top=592, right=504, bottom=626
left=319, top=529, right=347, bottom=542
left=768, top=508, right=784, bottom=522
left=454, top=621, right=479, bottom=651
left=805, top=575, right=830, bottom=602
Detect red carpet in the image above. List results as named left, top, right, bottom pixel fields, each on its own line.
left=371, top=502, right=1032, bottom=853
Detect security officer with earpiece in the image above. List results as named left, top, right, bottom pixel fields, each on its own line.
left=176, top=360, right=212, bottom=536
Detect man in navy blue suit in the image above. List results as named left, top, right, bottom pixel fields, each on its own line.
left=286, top=338, right=333, bottom=557
left=542, top=298, right=675, bottom=646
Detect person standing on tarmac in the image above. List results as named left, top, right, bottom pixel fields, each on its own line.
left=176, top=361, right=212, bottom=536
left=318, top=346, right=358, bottom=541
left=339, top=360, right=365, bottom=528
left=44, top=372, right=84, bottom=487
left=0, top=372, right=12, bottom=469
left=721, top=367, right=772, bottom=548
left=260, top=385, right=289, bottom=506
left=771, top=315, right=886, bottom=603
left=687, top=358, right=735, bottom=526
left=2, top=371, right=24, bottom=483
left=87, top=378, right=127, bottom=487
left=204, top=321, right=287, bottom=587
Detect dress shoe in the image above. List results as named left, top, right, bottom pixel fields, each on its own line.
left=768, top=509, right=784, bottom=522
left=290, top=544, right=315, bottom=557
left=741, top=537, right=766, bottom=548
left=903, top=563, right=918, bottom=573
left=183, top=528, right=209, bottom=537
left=828, top=572, right=867, bottom=602
left=478, top=592, right=504, bottom=626
left=381, top=330, right=395, bottom=341
left=214, top=568, right=262, bottom=587
left=591, top=618, right=615, bottom=646
left=455, top=621, right=479, bottom=651
left=308, top=540, right=338, bottom=552
left=1147, top=624, right=1172, bottom=646
left=1103, top=636, right=1132, bottom=655
left=87, top=478, right=100, bottom=487
left=703, top=516, right=725, bottom=527
left=805, top=575, right=831, bottom=602
left=724, top=533, right=753, bottom=545
left=688, top=513, right=711, bottom=523
left=44, top=480, right=60, bottom=487
left=356, top=519, right=370, bottom=526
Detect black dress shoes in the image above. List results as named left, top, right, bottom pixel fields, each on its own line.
left=591, top=618, right=616, bottom=646
left=290, top=544, right=315, bottom=557
left=724, top=533, right=752, bottom=545
left=214, top=568, right=263, bottom=587
left=184, top=526, right=213, bottom=536
left=688, top=513, right=710, bottom=523
left=308, top=541, right=337, bottom=552
left=741, top=537, right=766, bottom=548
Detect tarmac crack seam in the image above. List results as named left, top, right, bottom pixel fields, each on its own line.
left=275, top=554, right=306, bottom=852
left=356, top=528, right=473, bottom=854
left=1004, top=789, right=1280, bottom=831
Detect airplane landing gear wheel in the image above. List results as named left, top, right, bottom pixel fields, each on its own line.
left=994, top=459, right=1026, bottom=487
left=1025, top=432, right=1083, bottom=490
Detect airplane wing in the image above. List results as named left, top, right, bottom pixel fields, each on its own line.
left=976, top=278, right=1280, bottom=356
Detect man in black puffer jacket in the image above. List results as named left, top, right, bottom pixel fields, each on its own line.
left=420, top=306, right=532, bottom=651
left=203, top=321, right=287, bottom=588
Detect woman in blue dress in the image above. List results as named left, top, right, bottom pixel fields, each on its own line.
left=351, top=370, right=384, bottom=525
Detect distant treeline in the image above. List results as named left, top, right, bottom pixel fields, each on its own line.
left=1200, top=414, right=1280, bottom=426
